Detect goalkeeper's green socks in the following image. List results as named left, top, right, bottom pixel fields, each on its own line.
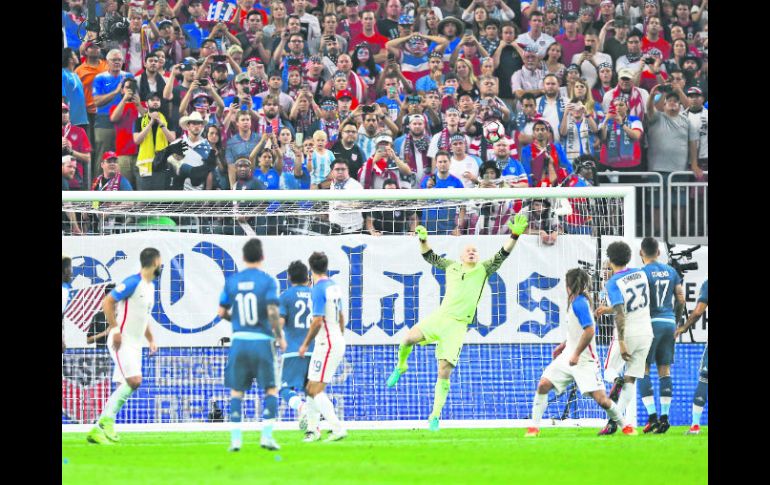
left=397, top=343, right=413, bottom=372
left=102, top=383, right=134, bottom=419
left=430, top=378, right=450, bottom=419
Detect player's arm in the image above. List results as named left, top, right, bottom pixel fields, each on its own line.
left=268, top=303, right=286, bottom=351
left=299, top=316, right=323, bottom=357
left=675, top=301, right=708, bottom=338
left=144, top=325, right=158, bottom=354
left=570, top=297, right=595, bottom=365
left=338, top=309, right=345, bottom=335
left=674, top=283, right=686, bottom=325
left=483, top=214, right=529, bottom=275
left=613, top=303, right=631, bottom=361
left=102, top=293, right=118, bottom=347
left=415, top=225, right=454, bottom=269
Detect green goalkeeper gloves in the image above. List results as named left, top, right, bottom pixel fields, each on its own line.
left=507, top=214, right=528, bottom=237
left=415, top=225, right=428, bottom=241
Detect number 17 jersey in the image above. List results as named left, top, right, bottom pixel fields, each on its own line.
left=605, top=268, right=653, bottom=338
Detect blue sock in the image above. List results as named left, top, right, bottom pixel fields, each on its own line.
left=262, top=395, right=278, bottom=439
left=279, top=387, right=297, bottom=405
left=659, top=376, right=673, bottom=416
left=230, top=397, right=242, bottom=444
left=638, top=375, right=656, bottom=415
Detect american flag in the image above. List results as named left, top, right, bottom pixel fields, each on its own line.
left=62, top=377, right=112, bottom=424
left=207, top=1, right=237, bottom=23
left=64, top=283, right=111, bottom=332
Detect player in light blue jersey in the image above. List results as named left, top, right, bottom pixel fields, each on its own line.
left=595, top=241, right=653, bottom=436
left=87, top=248, right=160, bottom=445
left=676, top=279, right=708, bottom=435
left=639, top=237, right=686, bottom=434
left=298, top=252, right=348, bottom=442
left=62, top=254, right=72, bottom=353
left=219, top=239, right=286, bottom=452
left=278, top=260, right=314, bottom=432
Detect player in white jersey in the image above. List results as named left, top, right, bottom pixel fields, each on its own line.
left=87, top=248, right=161, bottom=445
left=595, top=241, right=653, bottom=436
left=525, top=269, right=628, bottom=437
left=298, top=252, right=348, bottom=442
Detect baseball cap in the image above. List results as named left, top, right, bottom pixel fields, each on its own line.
left=336, top=89, right=354, bottom=100
left=524, top=44, right=539, bottom=54
left=102, top=151, right=118, bottom=161
left=244, top=56, right=263, bottom=65
left=180, top=62, right=195, bottom=72
left=320, top=98, right=338, bottom=110
left=686, top=87, right=703, bottom=96
left=564, top=12, right=578, bottom=21
left=618, top=68, right=635, bottom=80
left=235, top=72, right=250, bottom=83
left=157, top=19, right=173, bottom=29
left=374, top=133, right=393, bottom=145
left=566, top=63, right=581, bottom=73
left=600, top=0, right=613, bottom=6
left=450, top=133, right=466, bottom=143
left=613, top=16, right=628, bottom=27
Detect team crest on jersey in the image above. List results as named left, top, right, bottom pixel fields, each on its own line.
left=115, top=283, right=126, bottom=293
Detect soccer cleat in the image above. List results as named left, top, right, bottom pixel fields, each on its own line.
left=98, top=416, right=119, bottom=442
left=524, top=427, right=540, bottom=437
left=622, top=425, right=638, bottom=436
left=686, top=425, right=701, bottom=435
left=303, top=429, right=322, bottom=443
left=386, top=366, right=406, bottom=387
left=325, top=430, right=348, bottom=442
left=298, top=403, right=308, bottom=432
left=654, top=415, right=671, bottom=434
left=643, top=414, right=659, bottom=434
left=609, top=377, right=625, bottom=403
left=597, top=420, right=618, bottom=436
left=229, top=441, right=241, bottom=452
left=428, top=416, right=440, bottom=432
left=86, top=425, right=112, bottom=445
left=260, top=436, right=281, bottom=451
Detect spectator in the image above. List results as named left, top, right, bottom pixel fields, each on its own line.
left=350, top=11, right=388, bottom=62
left=493, top=22, right=523, bottom=106
left=535, top=74, right=565, bottom=142
left=479, top=18, right=502, bottom=56
left=428, top=107, right=466, bottom=161
left=311, top=13, right=349, bottom=57
left=109, top=78, right=144, bottom=188
left=599, top=17, right=630, bottom=65
left=310, top=98, right=342, bottom=147
left=336, top=1, right=363, bottom=44
left=559, top=64, right=582, bottom=100
left=309, top=130, right=335, bottom=188
left=593, top=0, right=617, bottom=32
left=358, top=133, right=412, bottom=189
left=292, top=0, right=322, bottom=50
left=519, top=119, right=572, bottom=187
left=570, top=29, right=612, bottom=91
left=510, top=45, right=546, bottom=104
left=237, top=10, right=272, bottom=65
left=92, top=49, right=133, bottom=173
left=577, top=5, right=595, bottom=35
left=385, top=31, right=448, bottom=86
left=365, top=179, right=418, bottom=236
left=559, top=101, right=599, bottom=165
left=180, top=0, right=210, bottom=55
left=351, top=46, right=382, bottom=103
left=336, top=89, right=358, bottom=121
left=62, top=1, right=86, bottom=51
left=642, top=16, right=670, bottom=60
left=602, top=68, right=650, bottom=121
left=419, top=150, right=466, bottom=236
left=615, top=29, right=644, bottom=74
left=510, top=92, right=539, bottom=149
left=462, top=0, right=516, bottom=24
left=62, top=48, right=88, bottom=129
left=523, top=198, right=559, bottom=245
left=636, top=49, right=668, bottom=93
left=450, top=33, right=489, bottom=78
left=257, top=72, right=295, bottom=116
left=415, top=52, right=446, bottom=94
left=332, top=54, right=369, bottom=105
left=167, top=112, right=217, bottom=190
left=671, top=1, right=701, bottom=44
left=598, top=96, right=644, bottom=172
left=378, top=0, right=403, bottom=40
left=439, top=0, right=464, bottom=20
left=331, top=123, right=365, bottom=180
left=593, top=62, right=616, bottom=103
left=290, top=89, right=322, bottom=139
left=233, top=158, right=267, bottom=192
left=75, top=41, right=108, bottom=139
left=664, top=38, right=688, bottom=73
left=61, top=155, right=83, bottom=235
left=493, top=137, right=530, bottom=188
left=454, top=58, right=482, bottom=100
left=542, top=42, right=566, bottom=84
left=686, top=87, right=708, bottom=180
left=162, top=59, right=196, bottom=134
left=134, top=92, right=177, bottom=190
left=516, top=10, right=556, bottom=59
left=217, top=158, right=267, bottom=236
left=135, top=50, right=168, bottom=108
left=555, top=12, right=585, bottom=67
left=448, top=133, right=481, bottom=189
left=352, top=108, right=382, bottom=161
left=328, top=159, right=365, bottom=234
left=252, top=148, right=282, bottom=190
left=225, top=110, right=262, bottom=187
left=681, top=53, right=707, bottom=100
left=206, top=124, right=230, bottom=190
left=394, top=115, right=433, bottom=187
left=62, top=102, right=92, bottom=190
left=92, top=152, right=134, bottom=191
left=122, top=8, right=158, bottom=75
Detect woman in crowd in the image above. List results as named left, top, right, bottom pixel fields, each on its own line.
left=542, top=42, right=566, bottom=85
left=592, top=62, right=616, bottom=106
left=455, top=58, right=480, bottom=101
left=352, top=43, right=382, bottom=104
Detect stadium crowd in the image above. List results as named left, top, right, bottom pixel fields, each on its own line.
left=61, top=0, right=708, bottom=235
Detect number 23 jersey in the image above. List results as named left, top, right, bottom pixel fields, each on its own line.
left=605, top=268, right=653, bottom=338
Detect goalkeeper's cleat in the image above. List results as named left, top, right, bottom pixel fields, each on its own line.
left=597, top=420, right=618, bottom=436
left=229, top=441, right=241, bottom=452
left=386, top=366, right=406, bottom=387
left=86, top=425, right=112, bottom=445
left=686, top=425, right=701, bottom=435
left=428, top=416, right=440, bottom=432
left=643, top=414, right=659, bottom=434
left=609, top=377, right=625, bottom=403
left=325, top=430, right=348, bottom=442
left=260, top=437, right=281, bottom=451
left=622, top=425, right=638, bottom=436
left=654, top=415, right=670, bottom=434
left=303, top=429, right=322, bottom=443
left=298, top=403, right=308, bottom=432
left=98, top=416, right=119, bottom=442
left=524, top=427, right=540, bottom=437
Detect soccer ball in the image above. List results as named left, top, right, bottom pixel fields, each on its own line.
left=484, top=120, right=505, bottom=143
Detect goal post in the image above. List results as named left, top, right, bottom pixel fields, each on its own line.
left=62, top=186, right=636, bottom=432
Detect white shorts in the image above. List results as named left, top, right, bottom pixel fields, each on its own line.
left=604, top=334, right=653, bottom=381
left=307, top=339, right=345, bottom=384
left=543, top=356, right=604, bottom=395
left=107, top=330, right=143, bottom=384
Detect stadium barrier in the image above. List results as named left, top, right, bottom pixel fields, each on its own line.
left=667, top=171, right=708, bottom=245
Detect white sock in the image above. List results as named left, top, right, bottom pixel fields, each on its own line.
left=616, top=382, right=635, bottom=421
left=305, top=396, right=321, bottom=431
left=288, top=395, right=304, bottom=411
left=102, top=383, right=134, bottom=420
left=531, top=392, right=548, bottom=428
left=605, top=401, right=625, bottom=428
left=314, top=392, right=343, bottom=433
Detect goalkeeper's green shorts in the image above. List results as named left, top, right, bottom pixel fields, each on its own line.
left=416, top=312, right=469, bottom=367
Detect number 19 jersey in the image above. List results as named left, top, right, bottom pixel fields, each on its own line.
left=311, top=278, right=344, bottom=345
left=605, top=268, right=653, bottom=338
left=279, top=285, right=314, bottom=355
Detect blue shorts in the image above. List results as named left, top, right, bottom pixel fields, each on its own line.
left=646, top=322, right=675, bottom=367
left=280, top=355, right=311, bottom=390
left=224, top=339, right=276, bottom=392
left=699, top=344, right=708, bottom=379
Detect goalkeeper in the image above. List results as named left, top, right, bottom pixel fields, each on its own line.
left=386, top=214, right=529, bottom=431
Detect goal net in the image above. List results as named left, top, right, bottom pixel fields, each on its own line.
left=62, top=187, right=636, bottom=431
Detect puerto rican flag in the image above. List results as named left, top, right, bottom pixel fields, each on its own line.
left=64, top=283, right=111, bottom=332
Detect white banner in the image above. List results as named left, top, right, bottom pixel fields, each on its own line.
left=63, top=233, right=706, bottom=347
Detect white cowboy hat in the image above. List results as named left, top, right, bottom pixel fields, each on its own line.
left=179, top=111, right=206, bottom=130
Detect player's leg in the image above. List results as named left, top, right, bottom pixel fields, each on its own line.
left=279, top=356, right=309, bottom=419
left=526, top=376, right=555, bottom=437
left=687, top=345, right=708, bottom=435
left=387, top=324, right=427, bottom=387
left=639, top=361, right=659, bottom=433
left=306, top=381, right=346, bottom=441
left=615, top=335, right=653, bottom=435
left=304, top=343, right=347, bottom=442
left=228, top=389, right=245, bottom=451
left=603, top=336, right=626, bottom=402
left=224, top=340, right=257, bottom=451
left=427, top=321, right=466, bottom=431
left=654, top=325, right=676, bottom=434
left=591, top=389, right=626, bottom=431
left=427, top=358, right=455, bottom=431
left=256, top=341, right=281, bottom=450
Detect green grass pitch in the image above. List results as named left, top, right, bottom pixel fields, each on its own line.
left=62, top=427, right=707, bottom=485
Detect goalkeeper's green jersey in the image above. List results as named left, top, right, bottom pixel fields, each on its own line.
left=422, top=247, right=511, bottom=324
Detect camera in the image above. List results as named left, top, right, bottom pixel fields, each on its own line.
left=362, top=105, right=375, bottom=114
left=667, top=243, right=700, bottom=278
left=644, top=57, right=655, bottom=65
left=212, top=55, right=227, bottom=63
left=198, top=79, right=209, bottom=87
left=659, top=84, right=673, bottom=94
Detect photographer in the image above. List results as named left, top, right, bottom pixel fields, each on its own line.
left=133, top=93, right=177, bottom=190
left=109, top=78, right=145, bottom=188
